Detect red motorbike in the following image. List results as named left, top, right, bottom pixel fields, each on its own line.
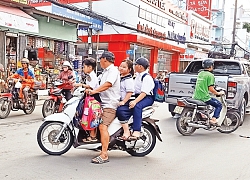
left=42, top=80, right=73, bottom=118
left=0, top=79, right=37, bottom=119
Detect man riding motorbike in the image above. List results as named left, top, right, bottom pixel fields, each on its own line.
left=193, top=59, right=224, bottom=126
left=9, top=58, right=35, bottom=109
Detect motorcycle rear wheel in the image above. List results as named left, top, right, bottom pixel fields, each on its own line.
left=126, top=123, right=156, bottom=157
left=176, top=108, right=197, bottom=136
left=37, top=121, right=74, bottom=155
left=0, top=98, right=11, bottom=119
left=42, top=99, right=56, bottom=118
left=217, top=111, right=240, bottom=133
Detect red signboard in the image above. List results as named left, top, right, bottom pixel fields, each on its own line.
left=186, top=0, right=212, bottom=20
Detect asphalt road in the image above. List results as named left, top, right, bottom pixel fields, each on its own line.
left=1, top=103, right=250, bottom=180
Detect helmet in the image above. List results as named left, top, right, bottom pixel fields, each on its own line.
left=99, top=51, right=115, bottom=62
left=134, top=57, right=149, bottom=69
left=202, top=59, right=214, bottom=69
left=21, top=58, right=29, bottom=64
left=62, top=61, right=72, bottom=69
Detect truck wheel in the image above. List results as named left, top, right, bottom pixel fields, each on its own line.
left=239, top=98, right=246, bottom=126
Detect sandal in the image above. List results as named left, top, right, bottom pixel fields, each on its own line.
left=209, top=121, right=220, bottom=127
left=126, top=135, right=140, bottom=141
left=83, top=136, right=98, bottom=143
left=91, top=156, right=109, bottom=164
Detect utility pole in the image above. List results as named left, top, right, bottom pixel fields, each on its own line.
left=88, top=0, right=93, bottom=57
left=230, top=0, right=238, bottom=57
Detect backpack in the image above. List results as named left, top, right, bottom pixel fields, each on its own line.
left=141, top=73, right=165, bottom=103
left=73, top=96, right=85, bottom=130
left=81, top=96, right=102, bottom=130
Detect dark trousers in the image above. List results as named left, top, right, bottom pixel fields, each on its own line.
left=117, top=96, right=154, bottom=131
left=62, top=89, right=72, bottom=101
left=205, top=97, right=222, bottom=119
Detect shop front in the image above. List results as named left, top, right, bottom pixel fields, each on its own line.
left=0, top=4, right=39, bottom=75
left=79, top=34, right=185, bottom=77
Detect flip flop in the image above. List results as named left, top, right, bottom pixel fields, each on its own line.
left=91, top=156, right=109, bottom=164
left=209, top=121, right=220, bottom=127
left=126, top=135, right=140, bottom=141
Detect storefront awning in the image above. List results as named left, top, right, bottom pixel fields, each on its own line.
left=0, top=5, right=39, bottom=33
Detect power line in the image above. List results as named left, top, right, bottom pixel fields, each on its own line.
left=44, top=0, right=234, bottom=46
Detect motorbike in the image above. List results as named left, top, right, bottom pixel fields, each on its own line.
left=37, top=87, right=162, bottom=157
left=42, top=78, right=74, bottom=118
left=174, top=87, right=240, bottom=136
left=0, top=79, right=37, bottom=119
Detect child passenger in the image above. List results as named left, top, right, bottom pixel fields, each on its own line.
left=75, top=57, right=99, bottom=143
left=116, top=60, right=135, bottom=140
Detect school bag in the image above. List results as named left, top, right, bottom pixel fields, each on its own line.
left=81, top=95, right=102, bottom=130
left=73, top=96, right=85, bottom=130
left=141, top=73, right=165, bottom=103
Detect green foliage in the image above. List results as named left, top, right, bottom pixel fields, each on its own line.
left=243, top=23, right=250, bottom=33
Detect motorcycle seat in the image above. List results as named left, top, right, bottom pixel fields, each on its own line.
left=185, top=98, right=207, bottom=106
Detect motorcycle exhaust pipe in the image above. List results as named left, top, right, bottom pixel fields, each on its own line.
left=187, top=122, right=207, bottom=128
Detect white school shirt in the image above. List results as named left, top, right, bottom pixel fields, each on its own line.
left=98, top=64, right=121, bottom=109
left=120, top=75, right=134, bottom=100
left=134, top=71, right=154, bottom=95
left=86, top=71, right=99, bottom=90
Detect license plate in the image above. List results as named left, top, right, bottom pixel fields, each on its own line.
left=174, top=106, right=184, bottom=114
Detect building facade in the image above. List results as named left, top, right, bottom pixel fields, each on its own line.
left=31, top=0, right=188, bottom=75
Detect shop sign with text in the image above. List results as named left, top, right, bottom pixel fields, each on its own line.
left=141, top=0, right=187, bottom=22
left=137, top=22, right=167, bottom=40
left=0, top=11, right=39, bottom=33
left=186, top=0, right=212, bottom=19
left=190, top=17, right=211, bottom=42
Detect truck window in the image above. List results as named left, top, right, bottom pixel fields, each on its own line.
left=214, top=62, right=241, bottom=75
left=185, top=61, right=241, bottom=75
left=185, top=61, right=202, bottom=73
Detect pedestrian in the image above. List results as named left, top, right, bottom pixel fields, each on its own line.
left=86, top=51, right=120, bottom=164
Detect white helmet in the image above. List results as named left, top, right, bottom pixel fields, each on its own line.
left=62, top=61, right=72, bottom=69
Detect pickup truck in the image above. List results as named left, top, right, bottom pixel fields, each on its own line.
left=165, top=59, right=250, bottom=125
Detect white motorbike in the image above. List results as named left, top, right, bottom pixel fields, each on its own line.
left=37, top=87, right=162, bottom=157
left=174, top=87, right=240, bottom=136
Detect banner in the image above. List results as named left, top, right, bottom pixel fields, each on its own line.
left=186, top=0, right=212, bottom=20
left=0, top=11, right=39, bottom=33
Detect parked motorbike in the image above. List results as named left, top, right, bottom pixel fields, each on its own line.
left=0, top=79, right=37, bottom=119
left=37, top=87, right=162, bottom=157
left=42, top=78, right=74, bottom=118
left=174, top=87, right=240, bottom=136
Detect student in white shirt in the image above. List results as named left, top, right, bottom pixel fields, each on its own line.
left=75, top=57, right=99, bottom=142
left=116, top=59, right=135, bottom=140
left=128, top=57, right=154, bottom=140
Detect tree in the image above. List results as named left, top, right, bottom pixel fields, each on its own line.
left=243, top=22, right=250, bottom=33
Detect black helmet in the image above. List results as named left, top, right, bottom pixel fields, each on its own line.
left=134, top=57, right=149, bottom=69
left=202, top=59, right=214, bottom=69
left=99, top=51, right=115, bottom=63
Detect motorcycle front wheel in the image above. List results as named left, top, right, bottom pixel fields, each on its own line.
left=0, top=98, right=11, bottom=119
left=23, top=94, right=36, bottom=114
left=37, top=121, right=74, bottom=155
left=176, top=108, right=197, bottom=136
left=217, top=111, right=240, bottom=134
left=42, top=99, right=56, bottom=118
left=126, top=123, right=156, bottom=157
